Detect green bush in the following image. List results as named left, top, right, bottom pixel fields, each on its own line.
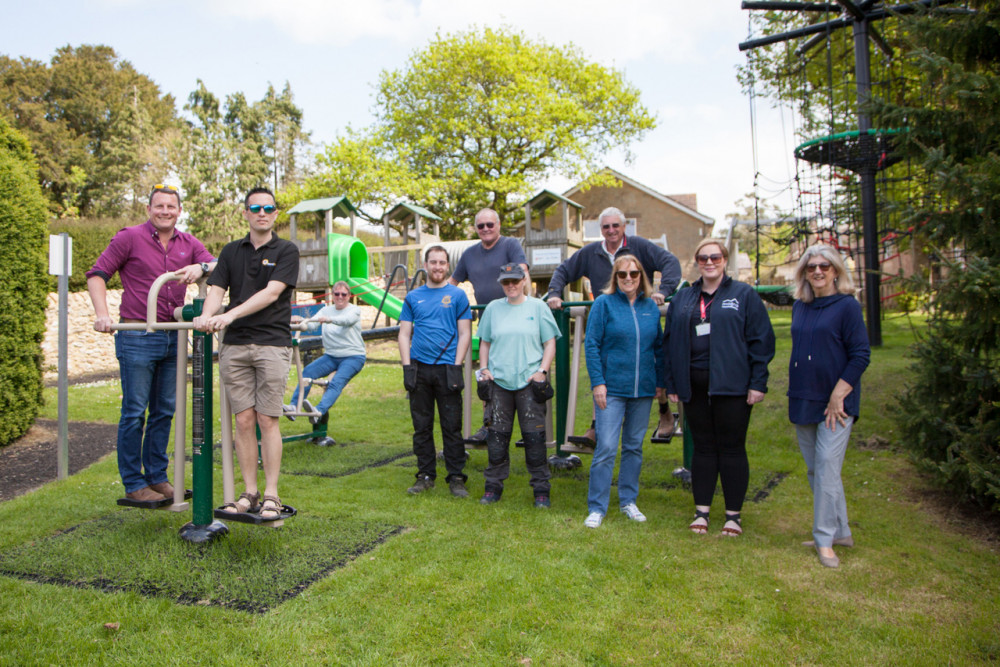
left=47, top=217, right=133, bottom=293
left=0, top=118, right=49, bottom=446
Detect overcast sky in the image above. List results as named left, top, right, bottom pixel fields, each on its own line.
left=6, top=0, right=801, bottom=231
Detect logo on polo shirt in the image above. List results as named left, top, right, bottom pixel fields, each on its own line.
left=262, top=259, right=275, bottom=267
left=722, top=298, right=740, bottom=311
left=441, top=295, right=452, bottom=306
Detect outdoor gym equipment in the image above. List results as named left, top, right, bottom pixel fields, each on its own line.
left=109, top=271, right=295, bottom=542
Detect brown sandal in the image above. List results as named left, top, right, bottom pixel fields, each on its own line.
left=221, top=491, right=260, bottom=514
left=259, top=495, right=283, bottom=520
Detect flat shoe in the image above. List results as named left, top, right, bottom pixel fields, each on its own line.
left=817, top=549, right=840, bottom=568
left=802, top=536, right=854, bottom=548
left=148, top=481, right=174, bottom=497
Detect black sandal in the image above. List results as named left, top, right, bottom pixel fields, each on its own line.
left=689, top=509, right=709, bottom=534
left=722, top=512, right=743, bottom=537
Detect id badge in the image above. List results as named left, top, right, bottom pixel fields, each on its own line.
left=695, top=322, right=711, bottom=336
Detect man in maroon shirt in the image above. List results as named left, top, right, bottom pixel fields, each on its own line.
left=87, top=185, right=215, bottom=503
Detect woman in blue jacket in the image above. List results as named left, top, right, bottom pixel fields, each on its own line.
left=583, top=255, right=665, bottom=528
left=664, top=239, right=775, bottom=537
left=789, top=244, right=870, bottom=568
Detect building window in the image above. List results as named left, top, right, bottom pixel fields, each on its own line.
left=583, top=217, right=637, bottom=241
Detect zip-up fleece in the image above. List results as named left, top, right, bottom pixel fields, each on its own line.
left=787, top=293, right=870, bottom=423
left=585, top=289, right=665, bottom=398
left=663, top=275, right=775, bottom=402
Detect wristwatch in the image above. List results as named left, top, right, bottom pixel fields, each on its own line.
left=200, top=262, right=210, bottom=273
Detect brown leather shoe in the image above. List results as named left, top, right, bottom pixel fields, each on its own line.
left=148, top=481, right=175, bottom=497
left=126, top=486, right=168, bottom=502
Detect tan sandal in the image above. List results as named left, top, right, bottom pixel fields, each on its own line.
left=689, top=510, right=709, bottom=535
left=259, top=495, right=283, bottom=520
left=221, top=491, right=260, bottom=514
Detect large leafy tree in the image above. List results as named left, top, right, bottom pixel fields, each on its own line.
left=304, top=27, right=655, bottom=238
left=179, top=81, right=309, bottom=243
left=0, top=45, right=179, bottom=217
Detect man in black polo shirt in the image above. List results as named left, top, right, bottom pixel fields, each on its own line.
left=194, top=186, right=299, bottom=521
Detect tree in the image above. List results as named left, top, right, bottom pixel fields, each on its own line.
left=879, top=3, right=1000, bottom=512
left=304, top=27, right=655, bottom=238
left=0, top=117, right=48, bottom=445
left=179, top=80, right=309, bottom=244
left=0, top=45, right=179, bottom=218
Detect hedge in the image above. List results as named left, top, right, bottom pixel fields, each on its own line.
left=0, top=118, right=49, bottom=446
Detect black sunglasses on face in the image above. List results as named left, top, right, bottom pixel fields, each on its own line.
left=616, top=270, right=641, bottom=279
left=248, top=204, right=277, bottom=214
left=476, top=222, right=496, bottom=230
left=602, top=223, right=621, bottom=230
left=696, top=253, right=724, bottom=264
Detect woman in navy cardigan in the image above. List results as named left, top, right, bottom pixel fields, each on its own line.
left=583, top=255, right=665, bottom=528
left=789, top=244, right=870, bottom=568
left=663, top=238, right=775, bottom=537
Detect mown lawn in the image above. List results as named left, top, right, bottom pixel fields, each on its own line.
left=1, top=311, right=997, bottom=665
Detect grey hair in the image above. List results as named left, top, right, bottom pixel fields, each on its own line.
left=598, top=206, right=626, bottom=226
left=793, top=244, right=854, bottom=303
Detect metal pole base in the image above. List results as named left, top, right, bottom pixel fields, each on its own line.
left=179, top=520, right=229, bottom=544
left=548, top=454, right=582, bottom=470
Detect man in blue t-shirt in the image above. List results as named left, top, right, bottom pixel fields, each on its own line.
left=399, top=246, right=473, bottom=497
left=450, top=208, right=529, bottom=443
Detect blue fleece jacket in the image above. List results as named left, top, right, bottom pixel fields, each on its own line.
left=545, top=235, right=681, bottom=301
left=585, top=289, right=665, bottom=398
left=662, top=276, right=775, bottom=402
left=788, top=293, right=871, bottom=424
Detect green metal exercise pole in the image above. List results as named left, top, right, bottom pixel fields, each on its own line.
left=180, top=296, right=228, bottom=543
left=553, top=307, right=571, bottom=452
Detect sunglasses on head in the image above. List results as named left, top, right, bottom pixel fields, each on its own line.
left=248, top=204, right=277, bottom=214
left=616, top=270, right=641, bottom=280
left=806, top=261, right=833, bottom=272
left=152, top=183, right=178, bottom=191
left=476, top=222, right=496, bottom=230
left=602, top=222, right=622, bottom=230
left=696, top=253, right=724, bottom=265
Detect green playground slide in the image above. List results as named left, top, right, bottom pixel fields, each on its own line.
left=345, top=276, right=405, bottom=321
left=326, top=232, right=405, bottom=321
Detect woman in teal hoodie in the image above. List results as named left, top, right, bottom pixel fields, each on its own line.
left=789, top=244, right=870, bottom=568
left=583, top=255, right=665, bottom=528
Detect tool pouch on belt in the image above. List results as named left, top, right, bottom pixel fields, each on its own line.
left=446, top=364, right=464, bottom=392
left=402, top=364, right=417, bottom=393
left=477, top=378, right=493, bottom=402
left=530, top=379, right=554, bottom=404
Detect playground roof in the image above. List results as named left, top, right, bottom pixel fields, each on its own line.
left=528, top=189, right=582, bottom=211
left=287, top=196, right=357, bottom=217
left=386, top=202, right=442, bottom=221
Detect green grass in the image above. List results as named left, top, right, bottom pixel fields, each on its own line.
left=4, top=312, right=1000, bottom=665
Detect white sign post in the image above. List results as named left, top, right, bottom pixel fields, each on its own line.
left=48, top=234, right=72, bottom=480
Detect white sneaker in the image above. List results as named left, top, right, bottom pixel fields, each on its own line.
left=282, top=404, right=296, bottom=421
left=620, top=503, right=647, bottom=522
left=584, top=512, right=604, bottom=528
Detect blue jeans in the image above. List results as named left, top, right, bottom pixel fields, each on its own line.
left=796, top=419, right=854, bottom=548
left=290, top=354, right=366, bottom=415
left=588, top=395, right=653, bottom=515
left=115, top=330, right=177, bottom=493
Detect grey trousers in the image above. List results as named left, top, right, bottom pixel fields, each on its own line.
left=796, top=418, right=854, bottom=548
left=483, top=384, right=550, bottom=495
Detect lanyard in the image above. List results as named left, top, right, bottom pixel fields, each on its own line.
left=699, top=295, right=714, bottom=322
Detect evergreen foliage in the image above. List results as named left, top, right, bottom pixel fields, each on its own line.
left=878, top=4, right=1000, bottom=511
left=0, top=118, right=48, bottom=446
left=0, top=45, right=179, bottom=218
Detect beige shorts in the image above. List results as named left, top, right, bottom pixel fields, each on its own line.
left=219, top=344, right=292, bottom=418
